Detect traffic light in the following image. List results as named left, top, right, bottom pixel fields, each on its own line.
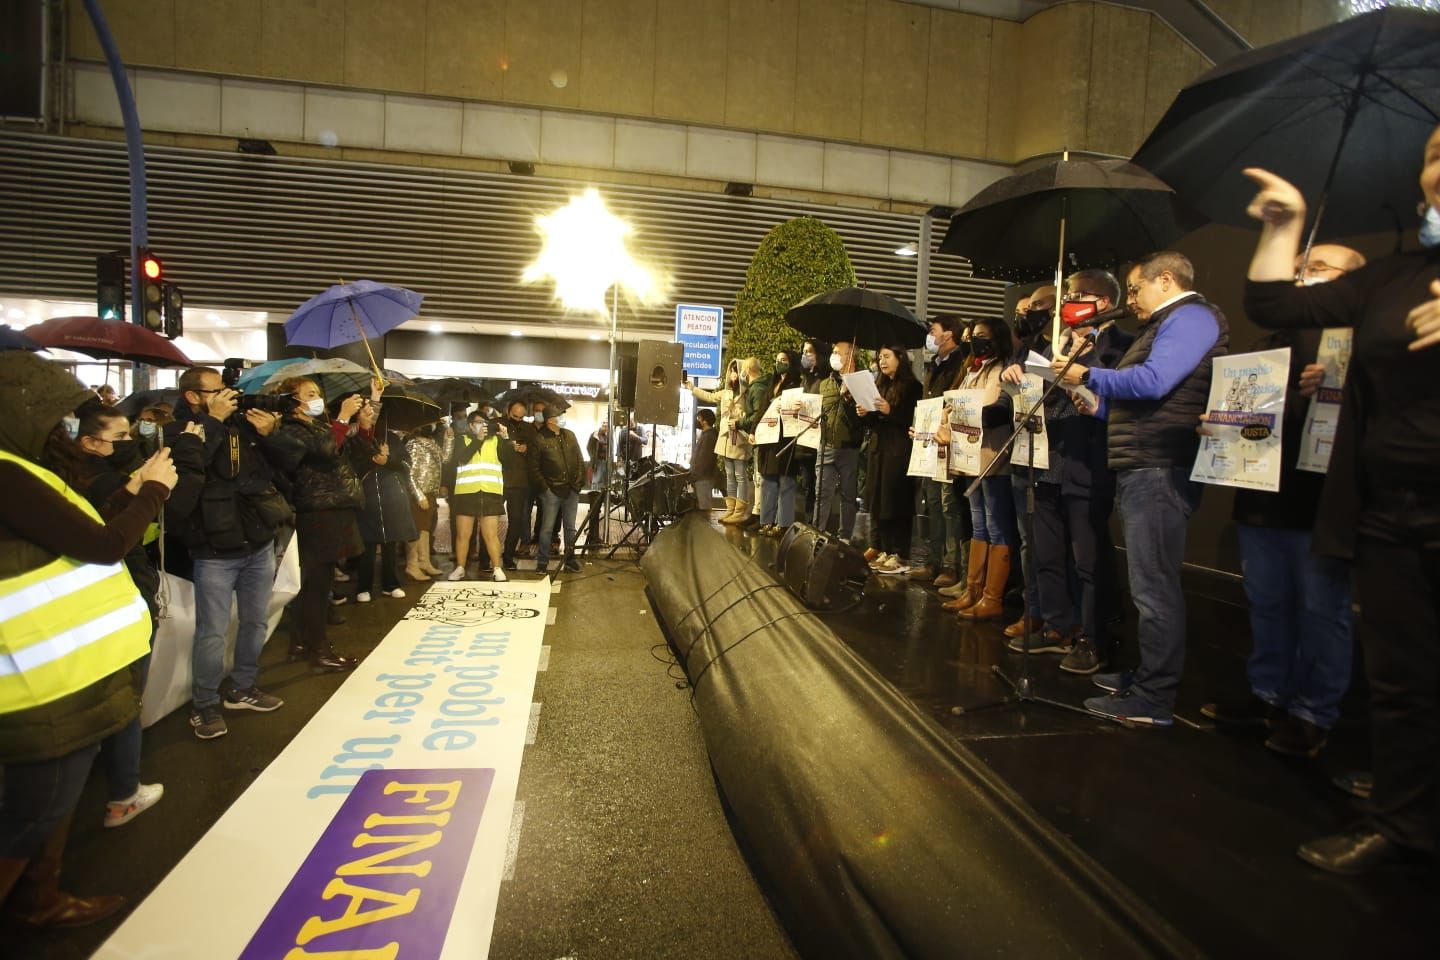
left=136, top=248, right=164, bottom=331
left=162, top=283, right=184, bottom=340
left=96, top=253, right=125, bottom=321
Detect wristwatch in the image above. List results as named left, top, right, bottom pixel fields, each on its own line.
left=1078, top=368, right=1091, bottom=386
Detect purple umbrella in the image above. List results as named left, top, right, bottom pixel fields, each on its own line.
left=0, top=325, right=41, bottom=352
left=284, top=280, right=424, bottom=382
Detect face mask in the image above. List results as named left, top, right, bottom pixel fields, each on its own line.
left=303, top=397, right=326, bottom=418
left=970, top=336, right=994, bottom=357
left=104, top=438, right=138, bottom=469
left=1016, top=308, right=1051, bottom=337
left=1420, top=205, right=1440, bottom=248
left=728, top=373, right=738, bottom=386
left=829, top=353, right=844, bottom=372
left=137, top=420, right=158, bottom=437
left=62, top=415, right=79, bottom=439
left=555, top=417, right=567, bottom=428
left=774, top=360, right=789, bottom=375
left=533, top=412, right=545, bottom=423
left=1061, top=300, right=1099, bottom=328
left=801, top=353, right=815, bottom=371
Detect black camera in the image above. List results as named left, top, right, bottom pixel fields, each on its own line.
left=237, top=393, right=299, bottom=414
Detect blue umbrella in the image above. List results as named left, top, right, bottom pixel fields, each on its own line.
left=235, top=358, right=306, bottom=392
left=0, top=324, right=41, bottom=352
left=285, top=280, right=423, bottom=348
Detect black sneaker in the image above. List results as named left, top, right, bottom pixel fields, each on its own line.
left=1265, top=713, right=1329, bottom=758
left=502, top=556, right=518, bottom=571
left=189, top=706, right=228, bottom=740
left=1332, top=770, right=1374, bottom=799
left=563, top=558, right=582, bottom=572
left=1200, top=693, right=1274, bottom=727
left=223, top=685, right=284, bottom=713
left=1091, top=670, right=1132, bottom=694
left=1059, top=637, right=1102, bottom=675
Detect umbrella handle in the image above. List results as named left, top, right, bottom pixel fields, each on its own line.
left=346, top=299, right=388, bottom=392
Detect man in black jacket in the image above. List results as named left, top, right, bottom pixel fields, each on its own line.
left=528, top=408, right=586, bottom=573
left=498, top=399, right=536, bottom=570
left=691, top=409, right=718, bottom=513
left=913, top=314, right=968, bottom=585
left=164, top=367, right=301, bottom=740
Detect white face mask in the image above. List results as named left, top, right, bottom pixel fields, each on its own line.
left=137, top=420, right=158, bottom=437
left=62, top=415, right=79, bottom=439
left=302, top=397, right=325, bottom=418
left=829, top=353, right=844, bottom=372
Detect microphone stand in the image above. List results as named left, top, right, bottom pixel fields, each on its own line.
left=952, top=330, right=1102, bottom=720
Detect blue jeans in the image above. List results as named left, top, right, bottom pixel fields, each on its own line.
left=1116, top=467, right=1203, bottom=709
left=192, top=543, right=276, bottom=708
left=537, top=487, right=579, bottom=565
left=0, top=743, right=100, bottom=857
left=723, top=456, right=753, bottom=504
left=815, top=447, right=860, bottom=537
left=760, top=475, right=796, bottom=526
left=967, top=475, right=1019, bottom=549
left=1238, top=525, right=1354, bottom=729
left=100, top=646, right=151, bottom=801
left=1011, top=474, right=1045, bottom=621
left=924, top=476, right=965, bottom=570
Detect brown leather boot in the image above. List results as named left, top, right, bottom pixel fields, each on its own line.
left=944, top=540, right=988, bottom=610
left=958, top=544, right=1011, bottom=620
left=5, top=815, right=125, bottom=929
left=1003, top=615, right=1045, bottom=638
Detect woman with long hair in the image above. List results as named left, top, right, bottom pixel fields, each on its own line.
left=347, top=398, right=418, bottom=599
left=857, top=344, right=922, bottom=571
left=271, top=378, right=365, bottom=671
left=404, top=422, right=446, bottom=578
left=945, top=317, right=1018, bottom=620
left=755, top=348, right=805, bottom=535
left=689, top=357, right=752, bottom=522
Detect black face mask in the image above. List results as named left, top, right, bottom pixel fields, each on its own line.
left=104, top=438, right=140, bottom=471
left=970, top=336, right=995, bottom=357
left=1015, top=308, right=1051, bottom=338
left=774, top=360, right=789, bottom=375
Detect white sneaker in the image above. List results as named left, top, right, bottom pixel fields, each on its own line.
left=446, top=566, right=466, bottom=582
left=384, top=588, right=406, bottom=599
left=104, top=783, right=164, bottom=828
left=330, top=594, right=347, bottom=606
left=333, top=569, right=351, bottom=582
left=492, top=567, right=508, bottom=582
left=355, top=591, right=372, bottom=603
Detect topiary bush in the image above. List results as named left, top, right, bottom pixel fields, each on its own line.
left=728, top=215, right=857, bottom=366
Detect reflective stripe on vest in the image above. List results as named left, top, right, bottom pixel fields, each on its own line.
left=0, top=449, right=152, bottom=713
left=454, top=440, right=503, bottom=495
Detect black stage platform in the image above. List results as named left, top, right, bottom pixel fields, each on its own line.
left=711, top=524, right=1437, bottom=960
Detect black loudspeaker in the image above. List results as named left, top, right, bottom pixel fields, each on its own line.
left=618, top=355, right=638, bottom=409
left=633, top=339, right=684, bottom=426
left=775, top=522, right=869, bottom=610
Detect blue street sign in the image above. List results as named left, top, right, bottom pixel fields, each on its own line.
left=675, top=303, right=724, bottom=379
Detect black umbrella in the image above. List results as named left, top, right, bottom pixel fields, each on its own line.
left=938, top=156, right=1197, bottom=283
left=0, top=325, right=40, bottom=352
left=413, top=377, right=492, bottom=406
left=378, top=384, right=443, bottom=432
left=1132, top=8, right=1440, bottom=245
left=116, top=388, right=183, bottom=419
left=784, top=287, right=926, bottom=349
left=496, top=385, right=570, bottom=415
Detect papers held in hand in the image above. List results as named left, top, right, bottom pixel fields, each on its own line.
left=1031, top=349, right=1100, bottom=411
left=842, top=371, right=884, bottom=411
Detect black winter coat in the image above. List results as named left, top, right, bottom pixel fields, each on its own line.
left=273, top=417, right=364, bottom=513
left=528, top=426, right=586, bottom=493
left=348, top=428, right=419, bottom=543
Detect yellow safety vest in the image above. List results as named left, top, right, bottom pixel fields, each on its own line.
left=453, top=437, right=503, bottom=495
left=0, top=449, right=153, bottom=713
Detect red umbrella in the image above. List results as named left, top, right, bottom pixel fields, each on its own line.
left=26, top=316, right=194, bottom=367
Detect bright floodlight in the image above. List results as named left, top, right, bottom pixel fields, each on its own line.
left=522, top=188, right=662, bottom=316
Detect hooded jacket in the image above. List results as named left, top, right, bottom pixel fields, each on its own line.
left=0, top=353, right=166, bottom=763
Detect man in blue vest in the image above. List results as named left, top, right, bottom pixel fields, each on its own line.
left=1053, top=251, right=1228, bottom=726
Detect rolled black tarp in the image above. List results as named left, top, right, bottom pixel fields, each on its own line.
left=642, top=512, right=1200, bottom=960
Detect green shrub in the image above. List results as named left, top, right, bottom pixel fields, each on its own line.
left=728, top=216, right=857, bottom=366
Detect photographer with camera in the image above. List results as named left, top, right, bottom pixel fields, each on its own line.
left=164, top=367, right=301, bottom=741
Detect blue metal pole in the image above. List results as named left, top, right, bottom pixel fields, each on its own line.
left=80, top=0, right=150, bottom=386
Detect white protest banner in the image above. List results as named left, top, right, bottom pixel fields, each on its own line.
left=753, top=397, right=783, bottom=445
left=97, top=578, right=552, bottom=960
left=1297, top=327, right=1352, bottom=474
left=781, top=387, right=822, bottom=450
left=945, top=389, right=986, bottom=477
left=842, top=371, right=883, bottom=411
left=1191, top=348, right=1291, bottom=492
left=907, top=397, right=948, bottom=480
left=1006, top=374, right=1050, bottom=471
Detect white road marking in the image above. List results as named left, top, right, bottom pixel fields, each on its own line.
left=537, top=645, right=551, bottom=671
left=502, top=800, right=526, bottom=881
left=526, top=702, right=542, bottom=745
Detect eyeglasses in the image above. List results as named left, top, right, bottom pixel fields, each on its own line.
left=192, top=388, right=224, bottom=396
left=1126, top=284, right=1143, bottom=297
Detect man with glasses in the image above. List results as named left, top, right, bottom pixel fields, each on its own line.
left=164, top=367, right=300, bottom=740
left=1053, top=251, right=1228, bottom=726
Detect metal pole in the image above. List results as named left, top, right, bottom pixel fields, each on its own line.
left=81, top=0, right=152, bottom=391
left=601, top=283, right=619, bottom=544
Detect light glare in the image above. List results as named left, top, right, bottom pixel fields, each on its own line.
left=522, top=188, right=664, bottom=316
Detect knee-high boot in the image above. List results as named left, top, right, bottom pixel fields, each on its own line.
left=942, top=540, right=988, bottom=608
left=958, top=544, right=1011, bottom=620
left=4, top=813, right=125, bottom=928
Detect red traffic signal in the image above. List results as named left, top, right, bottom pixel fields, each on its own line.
left=136, top=247, right=164, bottom=332
left=141, top=254, right=162, bottom=280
